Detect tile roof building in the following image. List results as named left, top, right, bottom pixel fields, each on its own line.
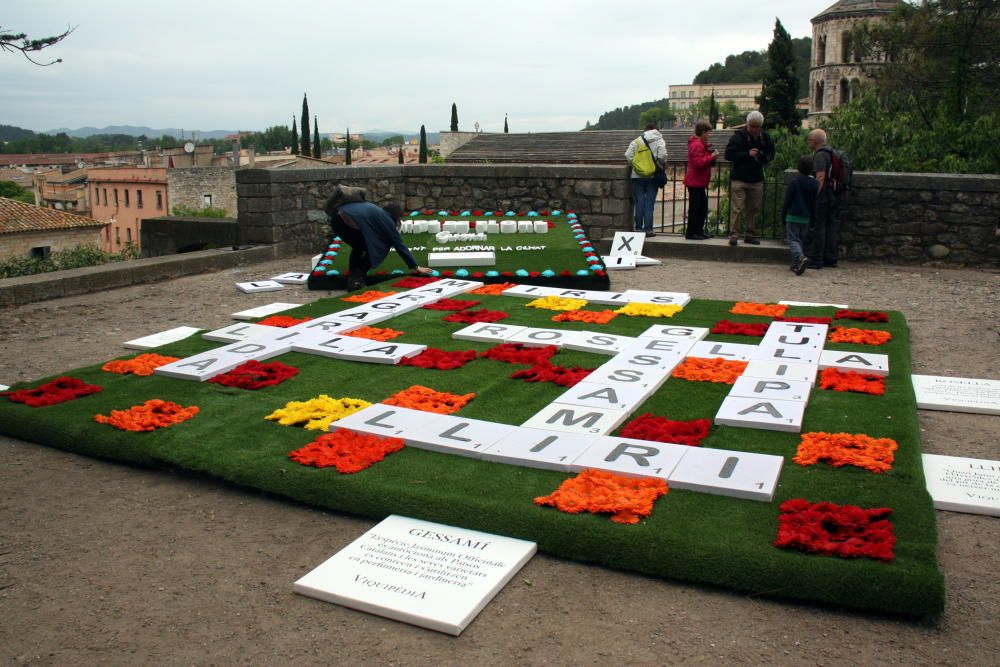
left=0, top=197, right=107, bottom=260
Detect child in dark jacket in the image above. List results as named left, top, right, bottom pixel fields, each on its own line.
left=781, top=156, right=819, bottom=275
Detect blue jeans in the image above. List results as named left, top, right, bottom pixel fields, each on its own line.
left=632, top=178, right=657, bottom=232
left=786, top=222, right=808, bottom=265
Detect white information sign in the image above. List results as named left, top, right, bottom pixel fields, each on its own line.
left=232, top=302, right=301, bottom=321
left=294, top=515, right=537, bottom=635
left=922, top=454, right=1000, bottom=516
left=912, top=375, right=1000, bottom=416
left=609, top=231, right=645, bottom=257
left=123, top=326, right=201, bottom=350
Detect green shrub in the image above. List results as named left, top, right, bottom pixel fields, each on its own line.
left=171, top=205, right=229, bottom=218
left=0, top=243, right=138, bottom=279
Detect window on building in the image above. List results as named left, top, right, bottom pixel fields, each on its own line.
left=817, top=35, right=827, bottom=66
left=126, top=227, right=132, bottom=243
left=124, top=189, right=130, bottom=207
left=136, top=190, right=143, bottom=209
left=115, top=227, right=121, bottom=245
left=114, top=188, right=119, bottom=207
left=840, top=78, right=851, bottom=106
left=102, top=188, right=108, bottom=206
left=156, top=190, right=163, bottom=210
left=30, top=246, right=51, bottom=260
left=815, top=81, right=825, bottom=111
left=842, top=32, right=852, bottom=63
left=202, top=193, right=213, bottom=208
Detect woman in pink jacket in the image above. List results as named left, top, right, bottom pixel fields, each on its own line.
left=683, top=121, right=719, bottom=240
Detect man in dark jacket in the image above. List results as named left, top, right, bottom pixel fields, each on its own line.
left=724, top=111, right=775, bottom=246
left=324, top=186, right=431, bottom=291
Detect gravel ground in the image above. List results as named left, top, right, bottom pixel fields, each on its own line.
left=1, top=256, right=998, bottom=666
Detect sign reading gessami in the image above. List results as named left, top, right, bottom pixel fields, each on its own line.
left=293, top=515, right=536, bottom=635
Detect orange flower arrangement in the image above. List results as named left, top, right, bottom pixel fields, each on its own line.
left=101, top=353, right=179, bottom=377
left=671, top=357, right=748, bottom=384
left=344, top=326, right=405, bottom=342
left=828, top=327, right=893, bottom=346
left=341, top=290, right=399, bottom=303
left=551, top=309, right=618, bottom=325
left=818, top=368, right=885, bottom=395
left=94, top=399, right=199, bottom=432
left=256, top=315, right=312, bottom=328
left=469, top=282, right=518, bottom=295
left=288, top=430, right=405, bottom=473
left=730, top=302, right=788, bottom=317
left=534, top=469, right=669, bottom=524
left=794, top=431, right=899, bottom=473
left=383, top=385, right=475, bottom=415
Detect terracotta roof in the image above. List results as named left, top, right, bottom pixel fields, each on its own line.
left=0, top=197, right=107, bottom=235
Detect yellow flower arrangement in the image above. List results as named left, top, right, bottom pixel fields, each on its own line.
left=614, top=302, right=684, bottom=318
left=525, top=296, right=588, bottom=311
left=265, top=395, right=372, bottom=431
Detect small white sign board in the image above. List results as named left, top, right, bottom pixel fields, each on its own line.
left=123, top=326, right=201, bottom=350
left=294, top=515, right=536, bottom=636
left=232, top=302, right=301, bottom=320
left=912, top=375, right=1000, bottom=416
left=610, top=231, right=645, bottom=257
left=601, top=255, right=636, bottom=271
left=922, top=454, right=1000, bottom=517
left=427, top=251, right=496, bottom=267
left=635, top=255, right=661, bottom=266
left=236, top=280, right=284, bottom=294
left=271, top=272, right=310, bottom=285
left=0, top=384, right=8, bottom=391
left=778, top=300, right=849, bottom=309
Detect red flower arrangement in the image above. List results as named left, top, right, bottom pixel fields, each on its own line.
left=775, top=316, right=833, bottom=325
left=421, top=298, right=482, bottom=311
left=774, top=498, right=895, bottom=562
left=344, top=326, right=405, bottom=342
left=208, top=360, right=300, bottom=390
left=383, top=385, right=475, bottom=414
left=828, top=327, right=893, bottom=346
left=534, top=469, right=669, bottom=525
left=469, top=282, right=517, bottom=295
left=443, top=309, right=510, bottom=323
left=511, top=361, right=593, bottom=387
left=94, top=399, right=199, bottom=432
left=342, top=290, right=399, bottom=303
left=551, top=309, right=618, bottom=325
left=256, top=315, right=312, bottom=328
left=481, top=343, right=558, bottom=366
left=399, top=347, right=478, bottom=371
left=671, top=358, right=748, bottom=384
left=794, top=431, right=898, bottom=473
left=393, top=276, right=439, bottom=288
left=101, top=353, right=179, bottom=376
left=619, top=413, right=711, bottom=446
left=818, top=368, right=885, bottom=395
left=3, top=376, right=102, bottom=407
left=730, top=302, right=788, bottom=318
left=288, top=430, right=405, bottom=474
left=836, top=310, right=890, bottom=323
left=710, top=320, right=769, bottom=337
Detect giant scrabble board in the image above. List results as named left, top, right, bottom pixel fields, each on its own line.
left=0, top=280, right=944, bottom=617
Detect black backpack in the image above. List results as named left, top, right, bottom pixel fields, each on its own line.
left=819, top=146, right=853, bottom=195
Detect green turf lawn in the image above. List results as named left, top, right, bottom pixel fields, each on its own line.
left=308, top=213, right=611, bottom=290
left=0, top=291, right=944, bottom=617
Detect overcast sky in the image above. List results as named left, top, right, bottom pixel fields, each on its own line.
left=2, top=1, right=823, bottom=135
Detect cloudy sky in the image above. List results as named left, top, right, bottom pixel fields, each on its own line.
left=3, top=1, right=823, bottom=135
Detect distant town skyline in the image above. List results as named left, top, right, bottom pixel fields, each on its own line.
left=2, top=1, right=821, bottom=135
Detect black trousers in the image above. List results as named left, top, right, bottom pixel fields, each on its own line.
left=686, top=186, right=708, bottom=237
left=808, top=191, right=841, bottom=265
left=329, top=217, right=371, bottom=282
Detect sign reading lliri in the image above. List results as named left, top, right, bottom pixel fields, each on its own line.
left=922, top=454, right=1000, bottom=517
left=294, top=515, right=536, bottom=635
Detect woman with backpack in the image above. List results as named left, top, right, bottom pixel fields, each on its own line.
left=683, top=121, right=719, bottom=240
left=624, top=124, right=668, bottom=237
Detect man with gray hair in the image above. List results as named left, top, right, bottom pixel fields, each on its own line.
left=724, top=111, right=775, bottom=246
left=806, top=128, right=842, bottom=268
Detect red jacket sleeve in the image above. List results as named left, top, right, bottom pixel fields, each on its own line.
left=688, top=141, right=715, bottom=169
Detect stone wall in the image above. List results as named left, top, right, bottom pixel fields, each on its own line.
left=0, top=227, right=104, bottom=259
left=438, top=131, right=481, bottom=158
left=167, top=167, right=238, bottom=216
left=236, top=164, right=630, bottom=255
left=140, top=216, right=239, bottom=257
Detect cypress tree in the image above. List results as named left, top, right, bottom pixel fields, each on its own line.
left=503, top=114, right=509, bottom=133
left=418, top=125, right=427, bottom=163
left=313, top=116, right=321, bottom=159
left=708, top=91, right=719, bottom=128
left=759, top=18, right=800, bottom=132
left=291, top=117, right=299, bottom=155
left=450, top=103, right=458, bottom=132
left=345, top=128, right=352, bottom=166
left=300, top=94, right=311, bottom=157
left=398, top=145, right=404, bottom=164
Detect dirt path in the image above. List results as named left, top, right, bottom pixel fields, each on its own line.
left=1, top=257, right=998, bottom=665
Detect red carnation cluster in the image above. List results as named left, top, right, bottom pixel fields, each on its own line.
left=775, top=316, right=833, bottom=325
left=392, top=276, right=439, bottom=288
left=818, top=368, right=886, bottom=395
left=256, top=315, right=312, bottom=328
left=480, top=343, right=558, bottom=366
left=399, top=347, right=478, bottom=371
left=836, top=310, right=889, bottom=323
left=421, top=298, right=481, bottom=311
left=774, top=499, right=895, bottom=562
left=3, top=376, right=102, bottom=407
left=288, top=430, right=405, bottom=474
left=208, top=360, right=300, bottom=390
left=443, top=309, right=510, bottom=324
left=619, top=413, right=711, bottom=446
left=710, top=320, right=769, bottom=337
left=511, top=361, right=593, bottom=387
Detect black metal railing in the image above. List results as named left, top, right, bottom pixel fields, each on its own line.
left=654, top=161, right=787, bottom=240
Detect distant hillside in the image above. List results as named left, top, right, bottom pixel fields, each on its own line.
left=584, top=99, right=669, bottom=131
left=46, top=126, right=236, bottom=140
left=0, top=125, right=37, bottom=142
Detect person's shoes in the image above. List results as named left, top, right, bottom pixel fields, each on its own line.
left=823, top=261, right=838, bottom=268
left=805, top=262, right=823, bottom=270
left=697, top=234, right=711, bottom=240
left=645, top=231, right=656, bottom=237
left=744, top=238, right=761, bottom=245
left=794, top=257, right=809, bottom=275
left=729, top=238, right=738, bottom=246
left=346, top=277, right=366, bottom=291
left=685, top=235, right=703, bottom=241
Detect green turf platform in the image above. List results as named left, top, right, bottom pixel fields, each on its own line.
left=0, top=291, right=944, bottom=617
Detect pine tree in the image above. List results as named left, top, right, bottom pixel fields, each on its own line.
left=450, top=103, right=458, bottom=132
left=418, top=125, right=427, bottom=163
left=291, top=117, right=299, bottom=155
left=759, top=18, right=800, bottom=132
left=300, top=94, right=311, bottom=157
left=345, top=128, right=352, bottom=166
left=503, top=114, right=509, bottom=133
left=313, top=116, right=321, bottom=159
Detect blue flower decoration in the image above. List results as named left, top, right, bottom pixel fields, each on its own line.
left=438, top=210, right=448, bottom=216
left=567, top=212, right=576, bottom=218
left=455, top=269, right=470, bottom=277
left=582, top=246, right=595, bottom=253
left=541, top=269, right=555, bottom=278
left=586, top=256, right=600, bottom=264
left=325, top=269, right=340, bottom=276
left=391, top=269, right=405, bottom=275
left=527, top=211, right=539, bottom=217
left=551, top=210, right=562, bottom=216
left=505, top=211, right=515, bottom=216
left=484, top=211, right=494, bottom=216
left=333, top=236, right=342, bottom=241
left=429, top=270, right=441, bottom=277
left=576, top=270, right=589, bottom=276
left=409, top=211, right=419, bottom=217
left=486, top=270, right=500, bottom=277
left=319, top=259, right=333, bottom=265
left=461, top=211, right=471, bottom=216
left=515, top=269, right=529, bottom=277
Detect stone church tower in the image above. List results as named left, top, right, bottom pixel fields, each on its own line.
left=809, top=0, right=903, bottom=117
